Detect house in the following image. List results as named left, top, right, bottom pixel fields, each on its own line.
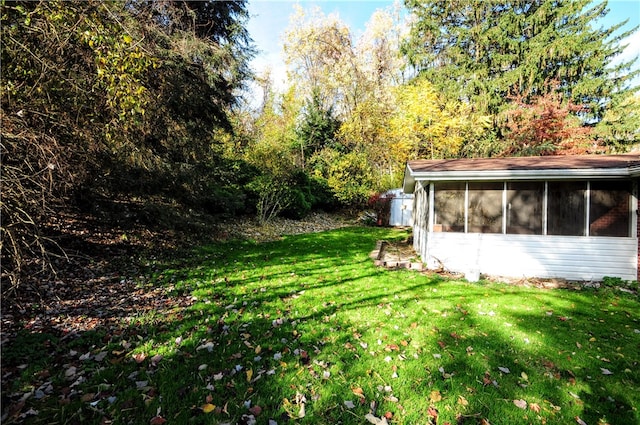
left=402, top=154, right=640, bottom=281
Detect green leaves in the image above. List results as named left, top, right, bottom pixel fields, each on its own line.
left=403, top=0, right=639, bottom=147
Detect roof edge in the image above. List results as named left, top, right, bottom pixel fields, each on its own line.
left=407, top=167, right=634, bottom=182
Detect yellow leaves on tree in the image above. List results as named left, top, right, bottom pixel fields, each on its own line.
left=387, top=78, right=474, bottom=160
left=78, top=2, right=154, bottom=124
left=283, top=5, right=356, bottom=116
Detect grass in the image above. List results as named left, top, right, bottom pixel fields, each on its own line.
left=3, top=226, right=640, bottom=425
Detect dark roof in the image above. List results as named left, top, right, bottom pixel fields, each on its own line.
left=403, top=154, right=640, bottom=192
left=407, top=154, right=640, bottom=173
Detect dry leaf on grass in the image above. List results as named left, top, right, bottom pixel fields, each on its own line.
left=513, top=399, right=527, bottom=409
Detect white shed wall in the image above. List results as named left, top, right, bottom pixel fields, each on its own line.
left=384, top=189, right=414, bottom=227
left=424, top=232, right=637, bottom=281
left=389, top=196, right=413, bottom=226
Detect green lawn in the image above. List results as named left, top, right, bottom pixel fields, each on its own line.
left=4, top=227, right=640, bottom=424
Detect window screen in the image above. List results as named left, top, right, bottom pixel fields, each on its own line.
left=506, top=182, right=544, bottom=234
left=589, top=180, right=631, bottom=237
left=548, top=181, right=586, bottom=236
left=468, top=182, right=503, bottom=233
left=434, top=182, right=465, bottom=232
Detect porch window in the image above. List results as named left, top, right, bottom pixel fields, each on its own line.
left=468, top=182, right=503, bottom=233
left=430, top=179, right=633, bottom=237
left=548, top=181, right=587, bottom=236
left=434, top=182, right=465, bottom=232
left=590, top=181, right=632, bottom=237
left=506, top=182, right=544, bottom=234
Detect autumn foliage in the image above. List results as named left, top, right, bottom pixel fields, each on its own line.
left=499, top=88, right=599, bottom=157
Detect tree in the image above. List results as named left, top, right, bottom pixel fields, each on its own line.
left=244, top=86, right=301, bottom=222
left=595, top=93, right=640, bottom=150
left=295, top=90, right=341, bottom=169
left=283, top=5, right=359, bottom=118
left=498, top=86, right=596, bottom=156
left=402, top=0, right=639, bottom=125
left=385, top=77, right=492, bottom=162
left=1, top=0, right=255, bottom=293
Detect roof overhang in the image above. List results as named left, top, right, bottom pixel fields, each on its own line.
left=403, top=154, right=640, bottom=193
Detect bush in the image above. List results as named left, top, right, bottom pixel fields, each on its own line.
left=367, top=192, right=393, bottom=226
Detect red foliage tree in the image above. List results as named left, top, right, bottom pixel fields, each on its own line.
left=499, top=84, right=600, bottom=157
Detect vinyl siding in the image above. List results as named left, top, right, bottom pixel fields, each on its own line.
left=424, top=233, right=637, bottom=281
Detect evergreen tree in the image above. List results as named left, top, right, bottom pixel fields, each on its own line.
left=402, top=0, right=638, bottom=123
left=296, top=90, right=341, bottom=169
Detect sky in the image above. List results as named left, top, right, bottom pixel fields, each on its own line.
left=245, top=0, right=640, bottom=101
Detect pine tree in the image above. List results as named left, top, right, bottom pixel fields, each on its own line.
left=403, top=0, right=638, bottom=122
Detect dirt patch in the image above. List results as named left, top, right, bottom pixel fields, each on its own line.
left=370, top=239, right=423, bottom=270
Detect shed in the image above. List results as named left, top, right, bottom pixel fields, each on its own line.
left=383, top=188, right=414, bottom=227
left=402, top=154, right=640, bottom=281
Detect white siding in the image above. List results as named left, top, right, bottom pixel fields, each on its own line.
left=389, top=195, right=414, bottom=226
left=424, top=233, right=637, bottom=281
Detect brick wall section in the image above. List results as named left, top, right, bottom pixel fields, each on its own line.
left=590, top=197, right=630, bottom=237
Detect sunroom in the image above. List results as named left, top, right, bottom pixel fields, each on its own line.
left=402, top=154, right=640, bottom=281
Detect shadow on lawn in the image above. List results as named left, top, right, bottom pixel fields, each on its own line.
left=4, top=227, right=639, bottom=424
left=429, top=288, right=639, bottom=425
left=509, top=293, right=640, bottom=425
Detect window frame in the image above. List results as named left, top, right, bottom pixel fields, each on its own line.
left=429, top=179, right=635, bottom=238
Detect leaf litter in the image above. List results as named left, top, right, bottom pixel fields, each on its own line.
left=3, top=222, right=639, bottom=424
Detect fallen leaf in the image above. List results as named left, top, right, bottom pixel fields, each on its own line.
left=202, top=403, right=216, bottom=413
left=429, top=390, right=442, bottom=403
left=149, top=416, right=167, bottom=425
left=247, top=369, right=253, bottom=382
left=344, top=400, right=356, bottom=409
left=529, top=402, right=541, bottom=413
left=150, top=354, right=163, bottom=366
left=364, top=413, right=389, bottom=424
left=197, top=342, right=215, bottom=352
left=601, top=368, right=613, bottom=375
left=498, top=367, right=510, bottom=374
left=513, top=399, right=527, bottom=409
left=428, top=406, right=439, bottom=420
left=458, top=395, right=469, bottom=406
left=352, top=387, right=365, bottom=398
left=249, top=405, right=262, bottom=416
left=133, top=353, right=146, bottom=363
left=65, top=366, right=77, bottom=378
left=81, top=393, right=95, bottom=402
left=576, top=417, right=588, bottom=425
